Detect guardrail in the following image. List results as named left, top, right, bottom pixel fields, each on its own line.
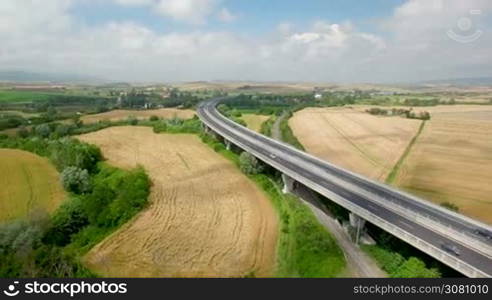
left=204, top=101, right=492, bottom=257
left=198, top=105, right=490, bottom=278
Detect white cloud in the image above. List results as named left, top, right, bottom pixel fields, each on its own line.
left=1, top=0, right=491, bottom=83
left=217, top=7, right=236, bottom=23
left=154, top=0, right=218, bottom=24
left=112, top=0, right=154, bottom=6
left=112, top=0, right=221, bottom=24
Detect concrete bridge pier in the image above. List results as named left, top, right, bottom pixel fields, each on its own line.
left=350, top=213, right=366, bottom=245
left=202, top=124, right=219, bottom=139
left=224, top=139, right=232, bottom=151
left=282, top=173, right=296, bottom=194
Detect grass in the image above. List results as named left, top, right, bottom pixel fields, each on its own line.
left=260, top=178, right=345, bottom=277
left=200, top=133, right=346, bottom=277
left=0, top=149, right=66, bottom=221
left=280, top=112, right=305, bottom=150
left=240, top=114, right=270, bottom=133
left=0, top=90, right=54, bottom=103
left=385, top=121, right=426, bottom=184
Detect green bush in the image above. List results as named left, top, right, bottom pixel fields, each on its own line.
left=239, top=152, right=264, bottom=175
left=43, top=198, right=89, bottom=247
left=60, top=167, right=91, bottom=194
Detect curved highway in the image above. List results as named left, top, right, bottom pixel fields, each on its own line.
left=197, top=98, right=492, bottom=277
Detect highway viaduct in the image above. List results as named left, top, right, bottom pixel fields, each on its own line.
left=197, top=98, right=492, bottom=278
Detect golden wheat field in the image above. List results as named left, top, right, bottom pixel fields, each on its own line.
left=80, top=108, right=195, bottom=124
left=393, top=106, right=492, bottom=224
left=0, top=149, right=66, bottom=221
left=78, top=126, right=278, bottom=277
left=289, top=107, right=421, bottom=181
left=241, top=114, right=269, bottom=133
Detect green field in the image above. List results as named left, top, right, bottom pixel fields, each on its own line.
left=0, top=90, right=55, bottom=103
left=0, top=149, right=66, bottom=221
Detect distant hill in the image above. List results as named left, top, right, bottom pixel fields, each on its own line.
left=421, top=77, right=492, bottom=86
left=0, top=71, right=105, bottom=84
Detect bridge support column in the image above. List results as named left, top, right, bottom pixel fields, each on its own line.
left=225, top=139, right=232, bottom=151
left=282, top=173, right=296, bottom=194
left=350, top=213, right=366, bottom=245
left=203, top=124, right=219, bottom=139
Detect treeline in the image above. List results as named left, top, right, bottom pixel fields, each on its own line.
left=279, top=111, right=304, bottom=150
left=0, top=107, right=77, bottom=131
left=0, top=134, right=150, bottom=277
left=226, top=94, right=314, bottom=114
left=217, top=104, right=247, bottom=127
left=362, top=223, right=461, bottom=278
left=366, top=107, right=431, bottom=120
left=120, top=89, right=206, bottom=109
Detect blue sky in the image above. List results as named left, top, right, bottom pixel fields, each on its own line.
left=1, top=0, right=491, bottom=82
left=72, top=0, right=407, bottom=35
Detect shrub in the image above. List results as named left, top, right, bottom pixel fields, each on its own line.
left=34, top=124, right=51, bottom=138
left=43, top=199, right=89, bottom=246
left=127, top=115, right=138, bottom=125
left=440, top=202, right=459, bottom=212
left=149, top=115, right=159, bottom=121
left=60, top=167, right=91, bottom=194
left=239, top=152, right=264, bottom=175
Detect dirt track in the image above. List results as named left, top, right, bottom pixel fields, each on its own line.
left=78, top=126, right=278, bottom=277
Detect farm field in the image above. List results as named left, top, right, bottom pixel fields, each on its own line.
left=0, top=149, right=66, bottom=221
left=0, top=110, right=40, bottom=118
left=0, top=90, right=53, bottom=103
left=79, top=108, right=195, bottom=124
left=289, top=107, right=421, bottom=181
left=241, top=114, right=269, bottom=133
left=78, top=126, right=278, bottom=277
left=393, top=106, right=492, bottom=224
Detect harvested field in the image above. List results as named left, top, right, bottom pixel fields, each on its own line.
left=79, top=126, right=278, bottom=277
left=394, top=107, right=492, bottom=224
left=80, top=108, right=195, bottom=124
left=289, top=107, right=421, bottom=181
left=241, top=114, right=269, bottom=133
left=0, top=149, right=66, bottom=221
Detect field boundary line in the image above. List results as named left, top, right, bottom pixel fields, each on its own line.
left=385, top=120, right=426, bottom=185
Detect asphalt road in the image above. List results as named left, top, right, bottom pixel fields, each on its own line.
left=197, top=98, right=492, bottom=277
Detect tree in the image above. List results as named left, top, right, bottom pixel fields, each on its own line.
left=149, top=115, right=159, bottom=122
left=34, top=124, right=51, bottom=138
left=440, top=202, right=459, bottom=212
left=17, top=126, right=29, bottom=138
left=60, top=167, right=91, bottom=194
left=393, top=257, right=440, bottom=278
left=127, top=115, right=138, bottom=125
left=239, top=152, right=264, bottom=175
left=54, top=124, right=73, bottom=137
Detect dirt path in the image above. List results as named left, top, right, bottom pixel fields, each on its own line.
left=271, top=111, right=287, bottom=140
left=297, top=189, right=386, bottom=278
left=79, top=126, right=278, bottom=277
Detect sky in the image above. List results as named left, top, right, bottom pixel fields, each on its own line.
left=0, top=0, right=491, bottom=83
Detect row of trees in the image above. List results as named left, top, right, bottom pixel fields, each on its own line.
left=366, top=107, right=431, bottom=120
left=0, top=133, right=150, bottom=277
